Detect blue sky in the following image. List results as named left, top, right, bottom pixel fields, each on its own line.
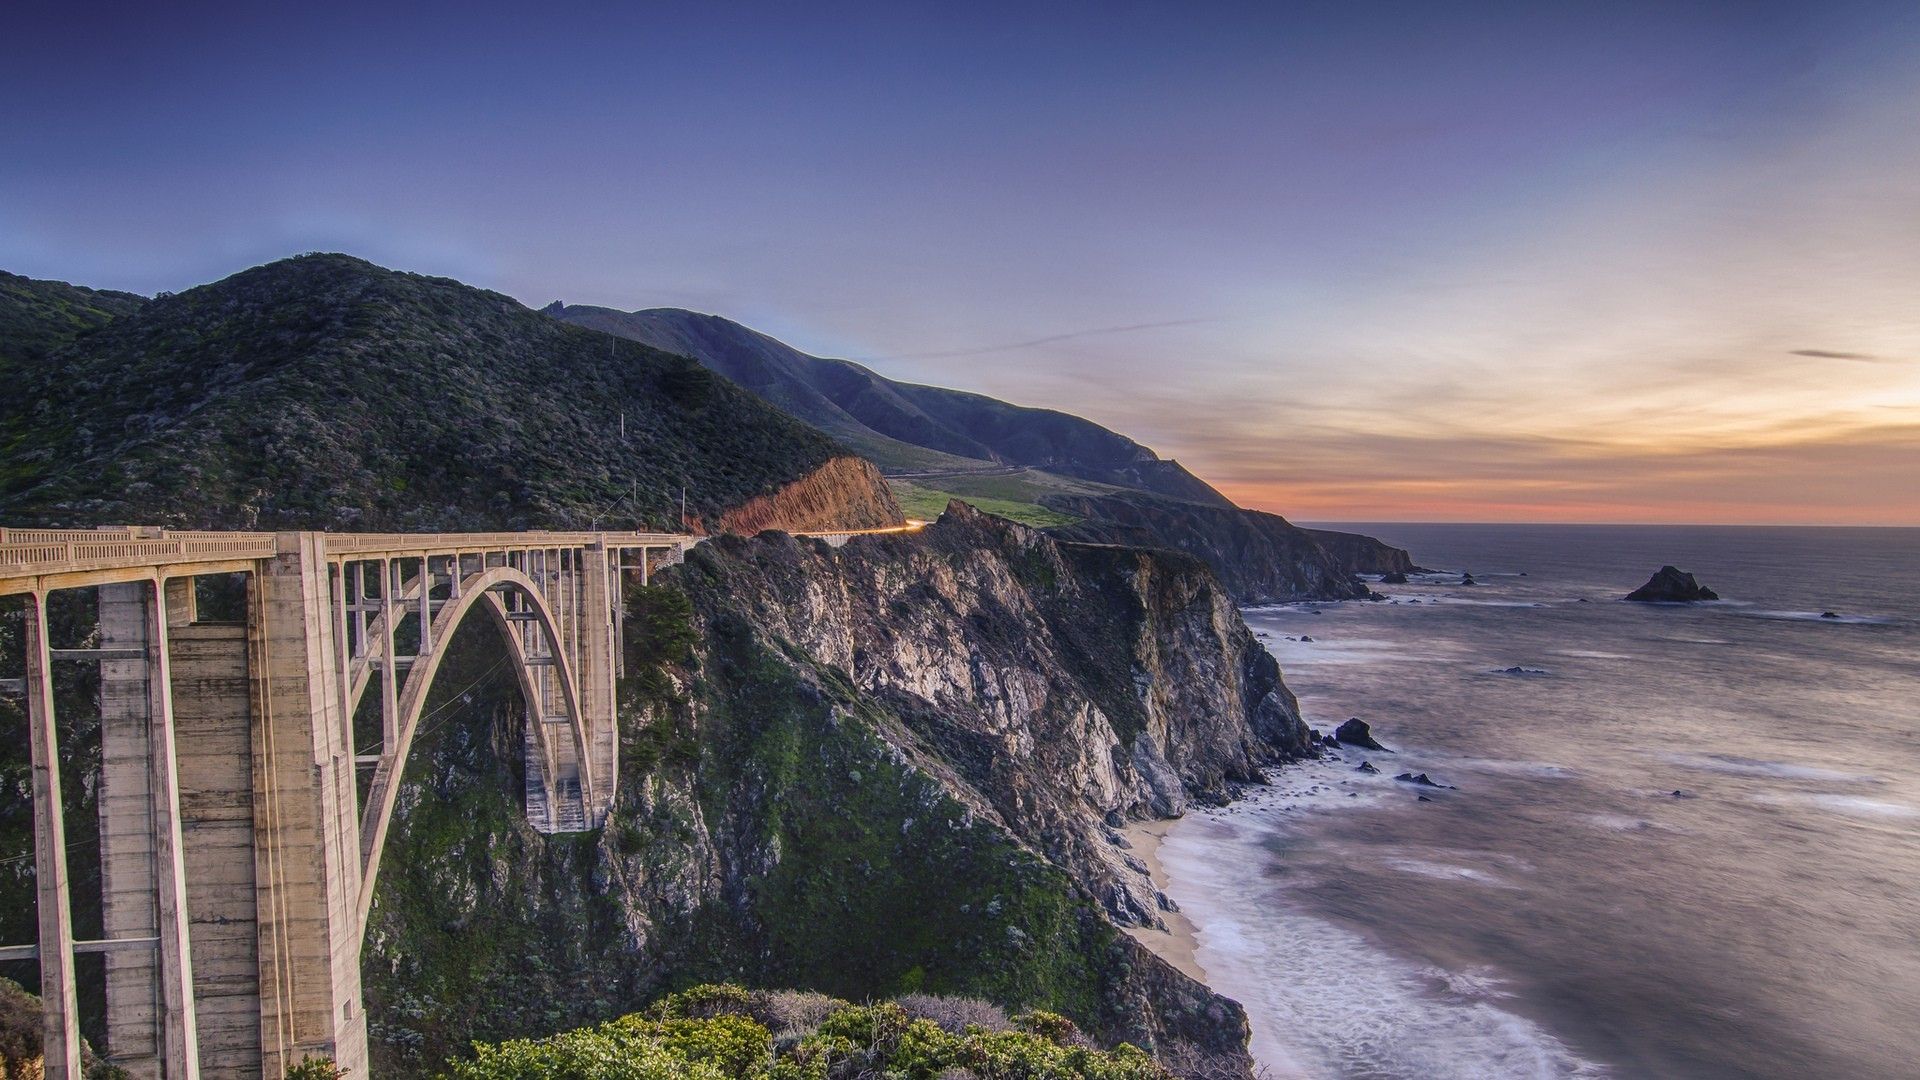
left=5, top=1, right=1917, bottom=522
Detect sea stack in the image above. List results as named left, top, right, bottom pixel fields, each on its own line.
left=1625, top=565, right=1719, bottom=602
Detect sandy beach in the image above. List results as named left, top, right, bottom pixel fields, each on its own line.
left=1120, top=817, right=1208, bottom=984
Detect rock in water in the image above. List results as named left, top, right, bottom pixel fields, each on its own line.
left=1821, top=611, right=1840, bottom=619
left=1461, top=572, right=1478, bottom=586
left=1357, top=760, right=1380, bottom=774
left=1380, top=570, right=1409, bottom=585
left=1625, top=565, right=1720, bottom=602
left=1335, top=717, right=1390, bottom=751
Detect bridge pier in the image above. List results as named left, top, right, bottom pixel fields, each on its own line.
left=98, top=581, right=200, bottom=1080
left=23, top=590, right=82, bottom=1079
left=247, top=535, right=367, bottom=1077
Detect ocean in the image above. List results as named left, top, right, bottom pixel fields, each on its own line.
left=1153, top=524, right=1920, bottom=1080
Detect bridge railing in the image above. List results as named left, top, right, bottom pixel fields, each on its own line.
left=0, top=535, right=279, bottom=574
left=323, top=531, right=694, bottom=557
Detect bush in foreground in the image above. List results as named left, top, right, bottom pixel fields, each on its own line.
left=437, top=984, right=1170, bottom=1080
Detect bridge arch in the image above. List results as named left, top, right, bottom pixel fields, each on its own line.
left=354, top=565, right=593, bottom=923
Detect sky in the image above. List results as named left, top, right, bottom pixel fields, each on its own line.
left=4, top=1, right=1918, bottom=525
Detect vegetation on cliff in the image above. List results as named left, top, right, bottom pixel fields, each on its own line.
left=0, top=270, right=144, bottom=386
left=0, top=254, right=895, bottom=531
left=438, top=984, right=1170, bottom=1079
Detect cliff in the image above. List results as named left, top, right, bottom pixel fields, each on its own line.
left=710, top=455, right=903, bottom=534
left=1302, top=527, right=1424, bottom=576
left=360, top=503, right=1306, bottom=1077
left=1042, top=493, right=1372, bottom=603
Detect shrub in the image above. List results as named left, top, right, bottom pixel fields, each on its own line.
left=438, top=985, right=1170, bottom=1080
left=746, top=990, right=847, bottom=1040
left=625, top=585, right=696, bottom=671
left=894, top=994, right=1012, bottom=1036
left=286, top=1056, right=347, bottom=1080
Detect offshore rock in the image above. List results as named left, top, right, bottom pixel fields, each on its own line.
left=1334, top=717, right=1390, bottom=752
left=1625, top=566, right=1720, bottom=602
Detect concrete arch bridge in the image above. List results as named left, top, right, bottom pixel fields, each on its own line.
left=0, top=527, right=705, bottom=1079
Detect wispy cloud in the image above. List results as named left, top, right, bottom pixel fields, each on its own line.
left=1790, top=349, right=1891, bottom=363
left=870, top=317, right=1226, bottom=361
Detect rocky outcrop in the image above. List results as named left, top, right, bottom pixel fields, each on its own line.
left=1041, top=493, right=1369, bottom=603
left=710, top=455, right=904, bottom=534
left=1625, top=566, right=1719, bottom=602
left=1302, top=528, right=1424, bottom=576
left=1334, top=717, right=1389, bottom=751
left=696, top=502, right=1308, bottom=906
left=361, top=501, right=1302, bottom=1078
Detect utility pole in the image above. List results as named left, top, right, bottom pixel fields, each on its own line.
left=680, top=485, right=688, bottom=532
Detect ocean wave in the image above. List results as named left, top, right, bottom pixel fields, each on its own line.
left=1383, top=857, right=1523, bottom=889
left=1157, top=817, right=1611, bottom=1079
left=1581, top=813, right=1685, bottom=834
left=1752, top=793, right=1919, bottom=819
left=1659, top=752, right=1877, bottom=783
left=1732, top=609, right=1893, bottom=625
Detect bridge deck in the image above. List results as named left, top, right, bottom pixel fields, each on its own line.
left=0, top=528, right=698, bottom=596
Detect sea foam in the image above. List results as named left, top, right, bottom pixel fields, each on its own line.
left=1157, top=809, right=1610, bottom=1079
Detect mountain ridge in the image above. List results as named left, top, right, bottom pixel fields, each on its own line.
left=546, top=303, right=1235, bottom=506
left=546, top=302, right=1415, bottom=599
left=0, top=255, right=901, bottom=532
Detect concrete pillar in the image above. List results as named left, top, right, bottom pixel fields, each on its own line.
left=169, top=623, right=260, bottom=1079
left=26, top=591, right=82, bottom=1080
left=579, top=542, right=618, bottom=824
left=100, top=580, right=203, bottom=1080
left=164, top=578, right=197, bottom=628
left=99, top=583, right=162, bottom=1076
left=247, top=534, right=367, bottom=1077
left=144, top=581, right=202, bottom=1080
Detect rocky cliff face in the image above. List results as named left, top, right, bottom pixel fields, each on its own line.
left=690, top=502, right=1309, bottom=922
left=1300, top=528, right=1422, bottom=576
left=709, top=455, right=903, bottom=534
left=362, top=503, right=1308, bottom=1078
left=1042, top=493, right=1372, bottom=603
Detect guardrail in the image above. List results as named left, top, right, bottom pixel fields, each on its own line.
left=0, top=528, right=700, bottom=588
left=0, top=523, right=919, bottom=589
left=0, top=535, right=280, bottom=576
left=323, top=531, right=694, bottom=556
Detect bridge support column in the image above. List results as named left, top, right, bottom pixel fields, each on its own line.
left=248, top=535, right=367, bottom=1077
left=99, top=581, right=201, bottom=1079
left=580, top=541, right=617, bottom=823
left=25, top=591, right=82, bottom=1080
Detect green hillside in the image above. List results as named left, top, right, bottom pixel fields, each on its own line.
left=0, top=255, right=855, bottom=531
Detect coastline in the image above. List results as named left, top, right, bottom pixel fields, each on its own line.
left=1120, top=816, right=1209, bottom=984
